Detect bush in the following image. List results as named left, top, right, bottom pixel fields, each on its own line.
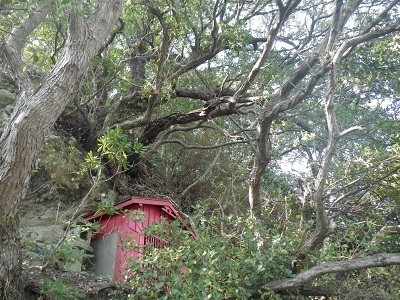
left=125, top=209, right=298, bottom=299
left=40, top=279, right=86, bottom=300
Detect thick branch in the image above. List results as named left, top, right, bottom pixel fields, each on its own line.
left=326, top=0, right=343, bottom=51
left=248, top=54, right=330, bottom=218
left=175, top=87, right=234, bottom=101
left=304, top=59, right=339, bottom=249
left=136, top=98, right=253, bottom=145
left=339, top=125, right=365, bottom=138
left=6, top=5, right=50, bottom=53
left=2, top=5, right=50, bottom=92
left=98, top=18, right=124, bottom=54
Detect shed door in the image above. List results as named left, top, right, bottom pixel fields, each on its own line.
left=90, top=233, right=118, bottom=278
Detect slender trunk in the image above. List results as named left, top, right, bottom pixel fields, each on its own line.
left=249, top=117, right=272, bottom=218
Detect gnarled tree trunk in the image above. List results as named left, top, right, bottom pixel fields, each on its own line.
left=0, top=1, right=123, bottom=298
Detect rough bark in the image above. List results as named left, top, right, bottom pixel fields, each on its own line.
left=0, top=217, right=22, bottom=299
left=0, top=1, right=123, bottom=298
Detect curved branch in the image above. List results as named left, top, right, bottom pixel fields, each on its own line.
left=6, top=5, right=50, bottom=53
left=333, top=20, right=400, bottom=64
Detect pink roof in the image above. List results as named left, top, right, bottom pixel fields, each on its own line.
left=85, top=196, right=184, bottom=221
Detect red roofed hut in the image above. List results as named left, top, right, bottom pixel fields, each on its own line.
left=84, top=196, right=186, bottom=282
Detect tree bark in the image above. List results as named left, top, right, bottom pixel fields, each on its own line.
left=0, top=1, right=123, bottom=298
left=0, top=217, right=22, bottom=299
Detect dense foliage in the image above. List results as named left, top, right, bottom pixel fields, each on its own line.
left=1, top=0, right=400, bottom=298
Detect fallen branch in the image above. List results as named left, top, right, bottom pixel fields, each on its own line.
left=247, top=253, right=400, bottom=298
left=381, top=225, right=400, bottom=234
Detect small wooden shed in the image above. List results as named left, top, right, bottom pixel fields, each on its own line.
left=84, top=196, right=185, bottom=282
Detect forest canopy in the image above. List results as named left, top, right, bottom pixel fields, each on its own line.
left=0, top=0, right=400, bottom=299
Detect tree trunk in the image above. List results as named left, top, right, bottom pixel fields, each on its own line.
left=0, top=217, right=22, bottom=299
left=0, top=1, right=123, bottom=298
left=248, top=117, right=272, bottom=218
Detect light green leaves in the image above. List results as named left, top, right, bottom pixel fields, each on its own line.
left=85, top=127, right=147, bottom=171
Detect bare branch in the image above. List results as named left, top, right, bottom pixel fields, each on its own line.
left=330, top=165, right=400, bottom=207
left=6, top=5, right=50, bottom=53
left=160, top=139, right=249, bottom=150
left=326, top=0, right=343, bottom=52
left=333, top=20, right=400, bottom=64
left=234, top=1, right=298, bottom=98
left=361, top=0, right=400, bottom=34
left=98, top=18, right=124, bottom=54
left=324, top=174, right=367, bottom=200
left=339, top=125, right=365, bottom=138
left=144, top=121, right=206, bottom=158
